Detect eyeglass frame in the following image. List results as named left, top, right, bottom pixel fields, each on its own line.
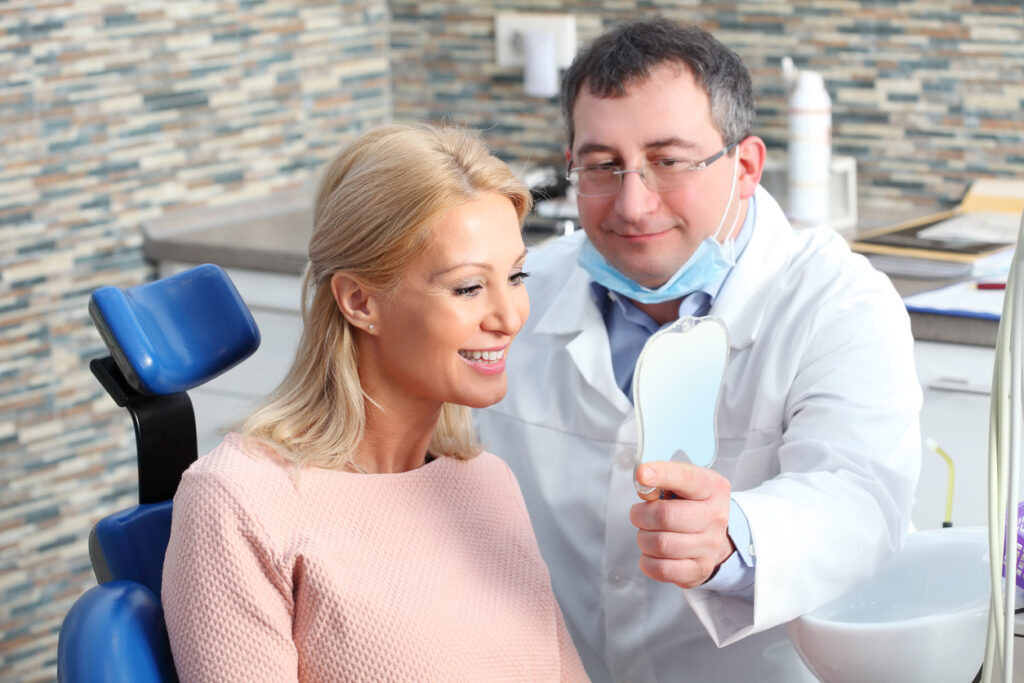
left=565, top=140, right=740, bottom=197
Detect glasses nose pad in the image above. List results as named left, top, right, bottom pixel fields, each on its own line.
left=619, top=168, right=653, bottom=193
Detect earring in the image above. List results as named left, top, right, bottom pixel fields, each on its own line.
left=368, top=323, right=374, bottom=331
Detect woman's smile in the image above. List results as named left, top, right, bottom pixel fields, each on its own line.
left=458, top=346, right=508, bottom=375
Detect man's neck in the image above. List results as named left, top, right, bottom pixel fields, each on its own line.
left=630, top=298, right=682, bottom=326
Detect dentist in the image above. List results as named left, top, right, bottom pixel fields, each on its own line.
left=476, top=17, right=922, bottom=682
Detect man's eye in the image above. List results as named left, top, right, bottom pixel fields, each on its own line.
left=583, top=163, right=619, bottom=175
left=653, top=158, right=687, bottom=169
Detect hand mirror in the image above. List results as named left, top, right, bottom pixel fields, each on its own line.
left=632, top=316, right=730, bottom=494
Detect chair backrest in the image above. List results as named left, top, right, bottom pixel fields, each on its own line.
left=58, top=581, right=178, bottom=683
left=58, top=264, right=261, bottom=683
left=90, top=501, right=174, bottom=596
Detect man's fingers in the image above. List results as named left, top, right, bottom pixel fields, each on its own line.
left=629, top=499, right=710, bottom=532
left=637, top=554, right=716, bottom=589
left=635, top=529, right=722, bottom=560
left=635, top=461, right=724, bottom=501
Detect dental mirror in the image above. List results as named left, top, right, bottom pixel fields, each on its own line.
left=632, top=316, right=729, bottom=494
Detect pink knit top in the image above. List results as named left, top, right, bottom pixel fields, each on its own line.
left=162, top=433, right=588, bottom=682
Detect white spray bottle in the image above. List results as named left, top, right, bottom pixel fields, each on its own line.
left=782, top=57, right=832, bottom=229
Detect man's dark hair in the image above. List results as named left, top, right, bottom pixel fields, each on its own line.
left=561, top=17, right=755, bottom=151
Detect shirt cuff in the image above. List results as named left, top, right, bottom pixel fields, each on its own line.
left=727, top=498, right=756, bottom=567
left=700, top=499, right=756, bottom=598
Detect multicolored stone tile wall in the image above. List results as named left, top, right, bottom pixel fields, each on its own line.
left=0, top=1, right=389, bottom=679
left=391, top=1, right=1024, bottom=211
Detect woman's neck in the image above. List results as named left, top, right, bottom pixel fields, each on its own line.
left=353, top=399, right=441, bottom=474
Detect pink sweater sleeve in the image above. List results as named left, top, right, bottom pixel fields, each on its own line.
left=162, top=468, right=298, bottom=682
left=496, top=459, right=589, bottom=682
left=557, top=596, right=589, bottom=682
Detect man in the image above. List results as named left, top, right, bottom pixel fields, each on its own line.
left=476, top=17, right=922, bottom=682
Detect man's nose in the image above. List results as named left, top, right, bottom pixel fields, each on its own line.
left=614, top=169, right=660, bottom=223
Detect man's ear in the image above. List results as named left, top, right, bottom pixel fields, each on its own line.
left=330, top=271, right=379, bottom=334
left=736, top=136, right=767, bottom=200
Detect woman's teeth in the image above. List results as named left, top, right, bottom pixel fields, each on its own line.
left=459, top=349, right=503, bottom=362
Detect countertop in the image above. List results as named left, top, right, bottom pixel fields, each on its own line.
left=143, top=194, right=997, bottom=347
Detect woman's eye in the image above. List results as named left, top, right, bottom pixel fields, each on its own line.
left=453, top=284, right=482, bottom=297
left=510, top=270, right=531, bottom=286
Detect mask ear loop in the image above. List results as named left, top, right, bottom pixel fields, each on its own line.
left=712, top=151, right=743, bottom=266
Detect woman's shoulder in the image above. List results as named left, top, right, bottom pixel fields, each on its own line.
left=448, top=451, right=522, bottom=496
left=455, top=449, right=509, bottom=474
left=177, top=433, right=299, bottom=504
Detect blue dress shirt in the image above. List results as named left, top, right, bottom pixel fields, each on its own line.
left=590, top=197, right=758, bottom=598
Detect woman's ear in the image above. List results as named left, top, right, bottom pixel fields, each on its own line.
left=330, top=272, right=379, bottom=334
left=736, top=136, right=767, bottom=200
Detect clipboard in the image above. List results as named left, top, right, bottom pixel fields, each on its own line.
left=903, top=279, right=1003, bottom=321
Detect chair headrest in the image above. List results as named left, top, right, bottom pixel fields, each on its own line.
left=89, top=264, right=261, bottom=395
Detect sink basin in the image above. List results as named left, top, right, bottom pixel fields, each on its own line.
left=787, top=527, right=989, bottom=683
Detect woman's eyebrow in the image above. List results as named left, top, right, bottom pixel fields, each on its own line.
left=431, top=262, right=492, bottom=279
left=432, top=248, right=529, bottom=280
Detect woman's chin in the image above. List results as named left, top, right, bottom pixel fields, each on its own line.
left=458, top=385, right=509, bottom=410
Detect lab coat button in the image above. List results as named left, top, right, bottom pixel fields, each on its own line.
left=616, top=450, right=635, bottom=470
left=607, top=567, right=628, bottom=589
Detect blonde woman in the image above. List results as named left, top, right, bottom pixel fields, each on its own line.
left=161, top=124, right=588, bottom=682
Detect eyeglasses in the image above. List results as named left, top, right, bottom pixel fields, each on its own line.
left=566, top=141, right=739, bottom=197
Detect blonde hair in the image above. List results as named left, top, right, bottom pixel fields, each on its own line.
left=238, top=124, right=531, bottom=470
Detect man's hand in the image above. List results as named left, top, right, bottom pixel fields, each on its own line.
left=629, top=461, right=735, bottom=588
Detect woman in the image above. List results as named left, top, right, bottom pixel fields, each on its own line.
left=162, top=124, right=588, bottom=682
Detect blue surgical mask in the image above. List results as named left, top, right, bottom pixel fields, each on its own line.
left=578, top=154, right=742, bottom=305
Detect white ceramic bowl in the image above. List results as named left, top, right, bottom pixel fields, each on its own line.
left=787, top=527, right=989, bottom=683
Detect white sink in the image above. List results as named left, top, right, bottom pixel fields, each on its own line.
left=787, top=527, right=989, bottom=683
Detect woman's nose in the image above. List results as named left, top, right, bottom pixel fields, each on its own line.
left=483, top=289, right=524, bottom=335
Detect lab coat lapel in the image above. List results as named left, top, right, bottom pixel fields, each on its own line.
left=712, top=186, right=794, bottom=350
left=534, top=261, right=634, bottom=416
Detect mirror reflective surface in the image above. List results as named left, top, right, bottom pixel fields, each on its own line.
left=633, top=316, right=729, bottom=493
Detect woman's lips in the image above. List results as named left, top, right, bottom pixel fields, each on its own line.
left=458, top=347, right=507, bottom=376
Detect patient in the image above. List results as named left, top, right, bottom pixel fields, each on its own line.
left=162, top=124, right=588, bottom=682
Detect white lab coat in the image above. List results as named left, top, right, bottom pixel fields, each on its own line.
left=476, top=186, right=922, bottom=683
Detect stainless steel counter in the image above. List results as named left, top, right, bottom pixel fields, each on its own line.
left=142, top=196, right=997, bottom=347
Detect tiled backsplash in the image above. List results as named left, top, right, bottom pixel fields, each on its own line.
left=392, top=2, right=1024, bottom=211
left=2, top=1, right=1022, bottom=679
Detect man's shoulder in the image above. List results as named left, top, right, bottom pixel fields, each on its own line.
left=787, top=227, right=895, bottom=297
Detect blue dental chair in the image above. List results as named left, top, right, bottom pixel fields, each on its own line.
left=57, top=264, right=261, bottom=683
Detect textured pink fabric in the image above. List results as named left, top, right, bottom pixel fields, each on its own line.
left=162, top=433, right=588, bottom=682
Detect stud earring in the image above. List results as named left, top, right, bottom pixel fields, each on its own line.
left=368, top=323, right=374, bottom=331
